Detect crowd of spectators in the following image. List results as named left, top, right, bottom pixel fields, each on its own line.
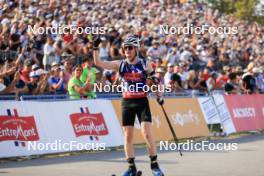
left=0, top=0, right=264, bottom=99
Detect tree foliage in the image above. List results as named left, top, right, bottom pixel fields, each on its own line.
left=194, top=0, right=264, bottom=25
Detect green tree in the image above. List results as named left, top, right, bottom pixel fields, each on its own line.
left=234, top=0, right=257, bottom=21
left=194, top=0, right=264, bottom=24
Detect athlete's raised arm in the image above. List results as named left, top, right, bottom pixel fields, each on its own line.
left=93, top=37, right=120, bottom=71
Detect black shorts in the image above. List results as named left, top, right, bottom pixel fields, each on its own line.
left=122, top=97, right=152, bottom=126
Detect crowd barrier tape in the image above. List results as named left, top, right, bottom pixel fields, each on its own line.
left=112, top=98, right=210, bottom=144
left=0, top=100, right=124, bottom=158
left=223, top=94, right=264, bottom=132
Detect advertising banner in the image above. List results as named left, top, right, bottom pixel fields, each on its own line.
left=224, top=94, right=264, bottom=132
left=212, top=95, right=236, bottom=134
left=198, top=97, right=221, bottom=124
left=112, top=98, right=209, bottom=144
left=0, top=100, right=123, bottom=158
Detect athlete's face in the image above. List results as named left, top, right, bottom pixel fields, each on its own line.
left=123, top=45, right=136, bottom=61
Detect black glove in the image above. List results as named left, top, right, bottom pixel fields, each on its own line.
left=156, top=97, right=164, bottom=106
left=147, top=75, right=160, bottom=85
left=93, top=35, right=101, bottom=48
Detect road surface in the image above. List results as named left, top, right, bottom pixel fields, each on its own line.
left=1, top=134, right=264, bottom=176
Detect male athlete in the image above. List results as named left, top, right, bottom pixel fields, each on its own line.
left=93, top=35, right=164, bottom=176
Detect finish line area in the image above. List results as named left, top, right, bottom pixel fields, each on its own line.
left=1, top=134, right=264, bottom=176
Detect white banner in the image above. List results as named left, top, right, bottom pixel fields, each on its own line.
left=212, top=95, right=236, bottom=135
left=0, top=100, right=124, bottom=158
left=198, top=97, right=221, bottom=124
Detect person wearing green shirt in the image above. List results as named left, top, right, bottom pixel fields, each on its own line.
left=68, top=65, right=92, bottom=100
left=80, top=56, right=97, bottom=99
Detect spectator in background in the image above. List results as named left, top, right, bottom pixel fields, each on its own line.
left=206, top=72, right=218, bottom=92
left=2, top=70, right=20, bottom=94
left=187, top=70, right=200, bottom=90
left=180, top=44, right=193, bottom=62
left=48, top=65, right=66, bottom=94
left=166, top=42, right=180, bottom=66
left=1, top=0, right=264, bottom=98
left=9, top=33, right=21, bottom=53
left=155, top=67, right=165, bottom=85
left=54, top=39, right=65, bottom=64
left=110, top=43, right=122, bottom=60
left=164, top=63, right=174, bottom=86
left=178, top=62, right=189, bottom=89
left=62, top=58, right=73, bottom=89
left=216, top=66, right=230, bottom=89
left=147, top=40, right=163, bottom=59
left=80, top=55, right=97, bottom=99
left=242, top=71, right=257, bottom=94
left=153, top=57, right=163, bottom=71
left=16, top=45, right=39, bottom=69
left=225, top=72, right=240, bottom=94
left=99, top=37, right=110, bottom=61
left=1, top=56, right=17, bottom=88
left=36, top=69, right=50, bottom=94
left=170, top=66, right=183, bottom=92
left=240, top=62, right=257, bottom=94
left=15, top=71, right=41, bottom=95
left=102, top=70, right=117, bottom=86
left=252, top=67, right=264, bottom=92
left=197, top=70, right=208, bottom=92
left=20, top=59, right=33, bottom=84
left=43, top=36, right=56, bottom=70
left=26, top=71, right=42, bottom=95
left=68, top=64, right=92, bottom=100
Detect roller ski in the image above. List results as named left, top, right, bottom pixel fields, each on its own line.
left=123, top=169, right=142, bottom=176
left=111, top=168, right=142, bottom=176
left=151, top=168, right=164, bottom=176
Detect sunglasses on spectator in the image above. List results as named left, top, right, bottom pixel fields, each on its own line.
left=123, top=46, right=134, bottom=51
left=75, top=69, right=83, bottom=72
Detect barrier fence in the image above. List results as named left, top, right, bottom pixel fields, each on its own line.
left=0, top=94, right=264, bottom=158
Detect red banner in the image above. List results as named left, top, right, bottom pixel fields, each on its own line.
left=70, top=112, right=109, bottom=137
left=224, top=94, right=264, bottom=132
left=0, top=116, right=39, bottom=141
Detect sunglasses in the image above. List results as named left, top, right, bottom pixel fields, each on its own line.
left=76, top=69, right=83, bottom=72
left=123, top=46, right=134, bottom=51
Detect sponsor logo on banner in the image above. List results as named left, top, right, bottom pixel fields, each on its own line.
left=171, top=110, right=200, bottom=126
left=0, top=109, right=39, bottom=147
left=224, top=94, right=264, bottom=131
left=198, top=97, right=221, bottom=124
left=233, top=107, right=256, bottom=118
left=134, top=115, right=161, bottom=129
left=111, top=98, right=209, bottom=144
left=70, top=107, right=109, bottom=138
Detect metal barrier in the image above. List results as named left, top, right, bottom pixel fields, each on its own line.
left=0, top=91, right=224, bottom=101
